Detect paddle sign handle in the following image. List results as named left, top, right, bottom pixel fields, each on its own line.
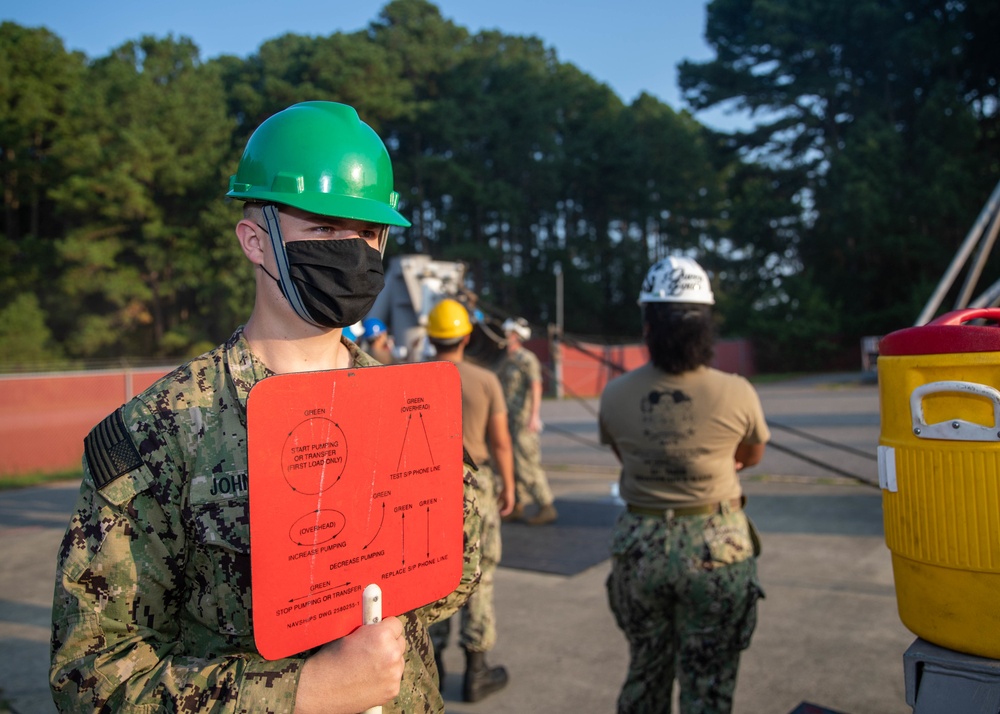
left=363, top=583, right=382, bottom=626
left=362, top=583, right=383, bottom=714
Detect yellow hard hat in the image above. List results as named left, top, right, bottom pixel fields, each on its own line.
left=427, top=299, right=473, bottom=340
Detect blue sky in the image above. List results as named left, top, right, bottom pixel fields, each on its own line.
left=2, top=0, right=746, bottom=130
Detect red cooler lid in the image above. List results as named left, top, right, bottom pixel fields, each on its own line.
left=880, top=308, right=1000, bottom=356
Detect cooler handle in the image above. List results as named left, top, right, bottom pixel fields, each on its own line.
left=910, top=380, right=1000, bottom=442
left=928, top=308, right=1000, bottom=326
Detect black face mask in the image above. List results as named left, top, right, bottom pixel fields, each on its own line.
left=278, top=240, right=385, bottom=328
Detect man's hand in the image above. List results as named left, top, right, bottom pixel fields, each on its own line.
left=734, top=442, right=766, bottom=472
left=294, top=616, right=407, bottom=714
left=498, top=486, right=516, bottom=517
left=487, top=411, right=516, bottom=517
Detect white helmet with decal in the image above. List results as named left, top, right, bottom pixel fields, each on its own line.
left=502, top=317, right=531, bottom=341
left=638, top=256, right=715, bottom=305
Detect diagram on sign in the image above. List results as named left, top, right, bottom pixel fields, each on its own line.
left=246, top=362, right=464, bottom=660
left=282, top=417, right=347, bottom=494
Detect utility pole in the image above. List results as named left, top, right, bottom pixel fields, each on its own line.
left=553, top=263, right=564, bottom=399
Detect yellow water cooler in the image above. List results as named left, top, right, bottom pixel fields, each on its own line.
left=879, top=307, right=1000, bottom=659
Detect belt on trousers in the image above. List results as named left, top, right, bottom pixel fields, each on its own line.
left=626, top=496, right=744, bottom=518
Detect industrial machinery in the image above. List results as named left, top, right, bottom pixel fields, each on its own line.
left=365, top=254, right=505, bottom=365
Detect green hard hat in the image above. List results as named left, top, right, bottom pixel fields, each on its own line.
left=227, top=101, right=411, bottom=227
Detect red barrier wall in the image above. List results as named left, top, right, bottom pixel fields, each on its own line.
left=543, top=338, right=755, bottom=399
left=0, top=339, right=753, bottom=478
left=0, top=367, right=172, bottom=477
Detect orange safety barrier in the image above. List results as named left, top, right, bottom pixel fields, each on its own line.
left=539, top=338, right=755, bottom=399
left=0, top=367, right=173, bottom=478
left=0, top=338, right=753, bottom=479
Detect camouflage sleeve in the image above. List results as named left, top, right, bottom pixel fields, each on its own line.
left=415, top=466, right=482, bottom=625
left=370, top=468, right=481, bottom=714
left=50, top=418, right=304, bottom=713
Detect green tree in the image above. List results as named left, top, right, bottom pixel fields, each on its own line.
left=679, top=0, right=1000, bottom=350
left=0, top=23, right=86, bottom=359
left=49, top=35, right=240, bottom=358
left=417, top=32, right=563, bottom=308
left=0, top=23, right=85, bottom=244
left=613, top=95, right=726, bottom=336
left=365, top=2, right=725, bottom=338
left=365, top=0, right=473, bottom=254
left=0, top=292, right=64, bottom=367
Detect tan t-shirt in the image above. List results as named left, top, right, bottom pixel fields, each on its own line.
left=598, top=363, right=770, bottom=508
left=457, top=360, right=508, bottom=467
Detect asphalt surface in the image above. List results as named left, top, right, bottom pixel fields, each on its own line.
left=0, top=373, right=917, bottom=714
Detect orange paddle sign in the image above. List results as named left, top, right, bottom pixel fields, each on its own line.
left=247, top=362, right=465, bottom=660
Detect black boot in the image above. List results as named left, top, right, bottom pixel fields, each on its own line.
left=462, top=648, right=509, bottom=702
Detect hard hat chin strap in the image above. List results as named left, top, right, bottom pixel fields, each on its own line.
left=378, top=225, right=389, bottom=256
left=260, top=203, right=323, bottom=327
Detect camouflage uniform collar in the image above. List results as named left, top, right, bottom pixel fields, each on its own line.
left=225, top=328, right=383, bottom=405
left=343, top=336, right=381, bottom=367
left=225, top=326, right=273, bottom=405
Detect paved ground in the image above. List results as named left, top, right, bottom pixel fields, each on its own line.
left=0, top=373, right=917, bottom=713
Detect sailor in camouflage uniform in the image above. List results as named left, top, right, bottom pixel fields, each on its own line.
left=423, top=300, right=515, bottom=703
left=598, top=257, right=769, bottom=714
left=496, top=318, right=557, bottom=525
left=50, top=102, right=482, bottom=714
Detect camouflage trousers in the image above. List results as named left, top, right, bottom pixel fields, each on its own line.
left=606, top=505, right=764, bottom=714
left=509, top=423, right=554, bottom=507
left=430, top=465, right=501, bottom=653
